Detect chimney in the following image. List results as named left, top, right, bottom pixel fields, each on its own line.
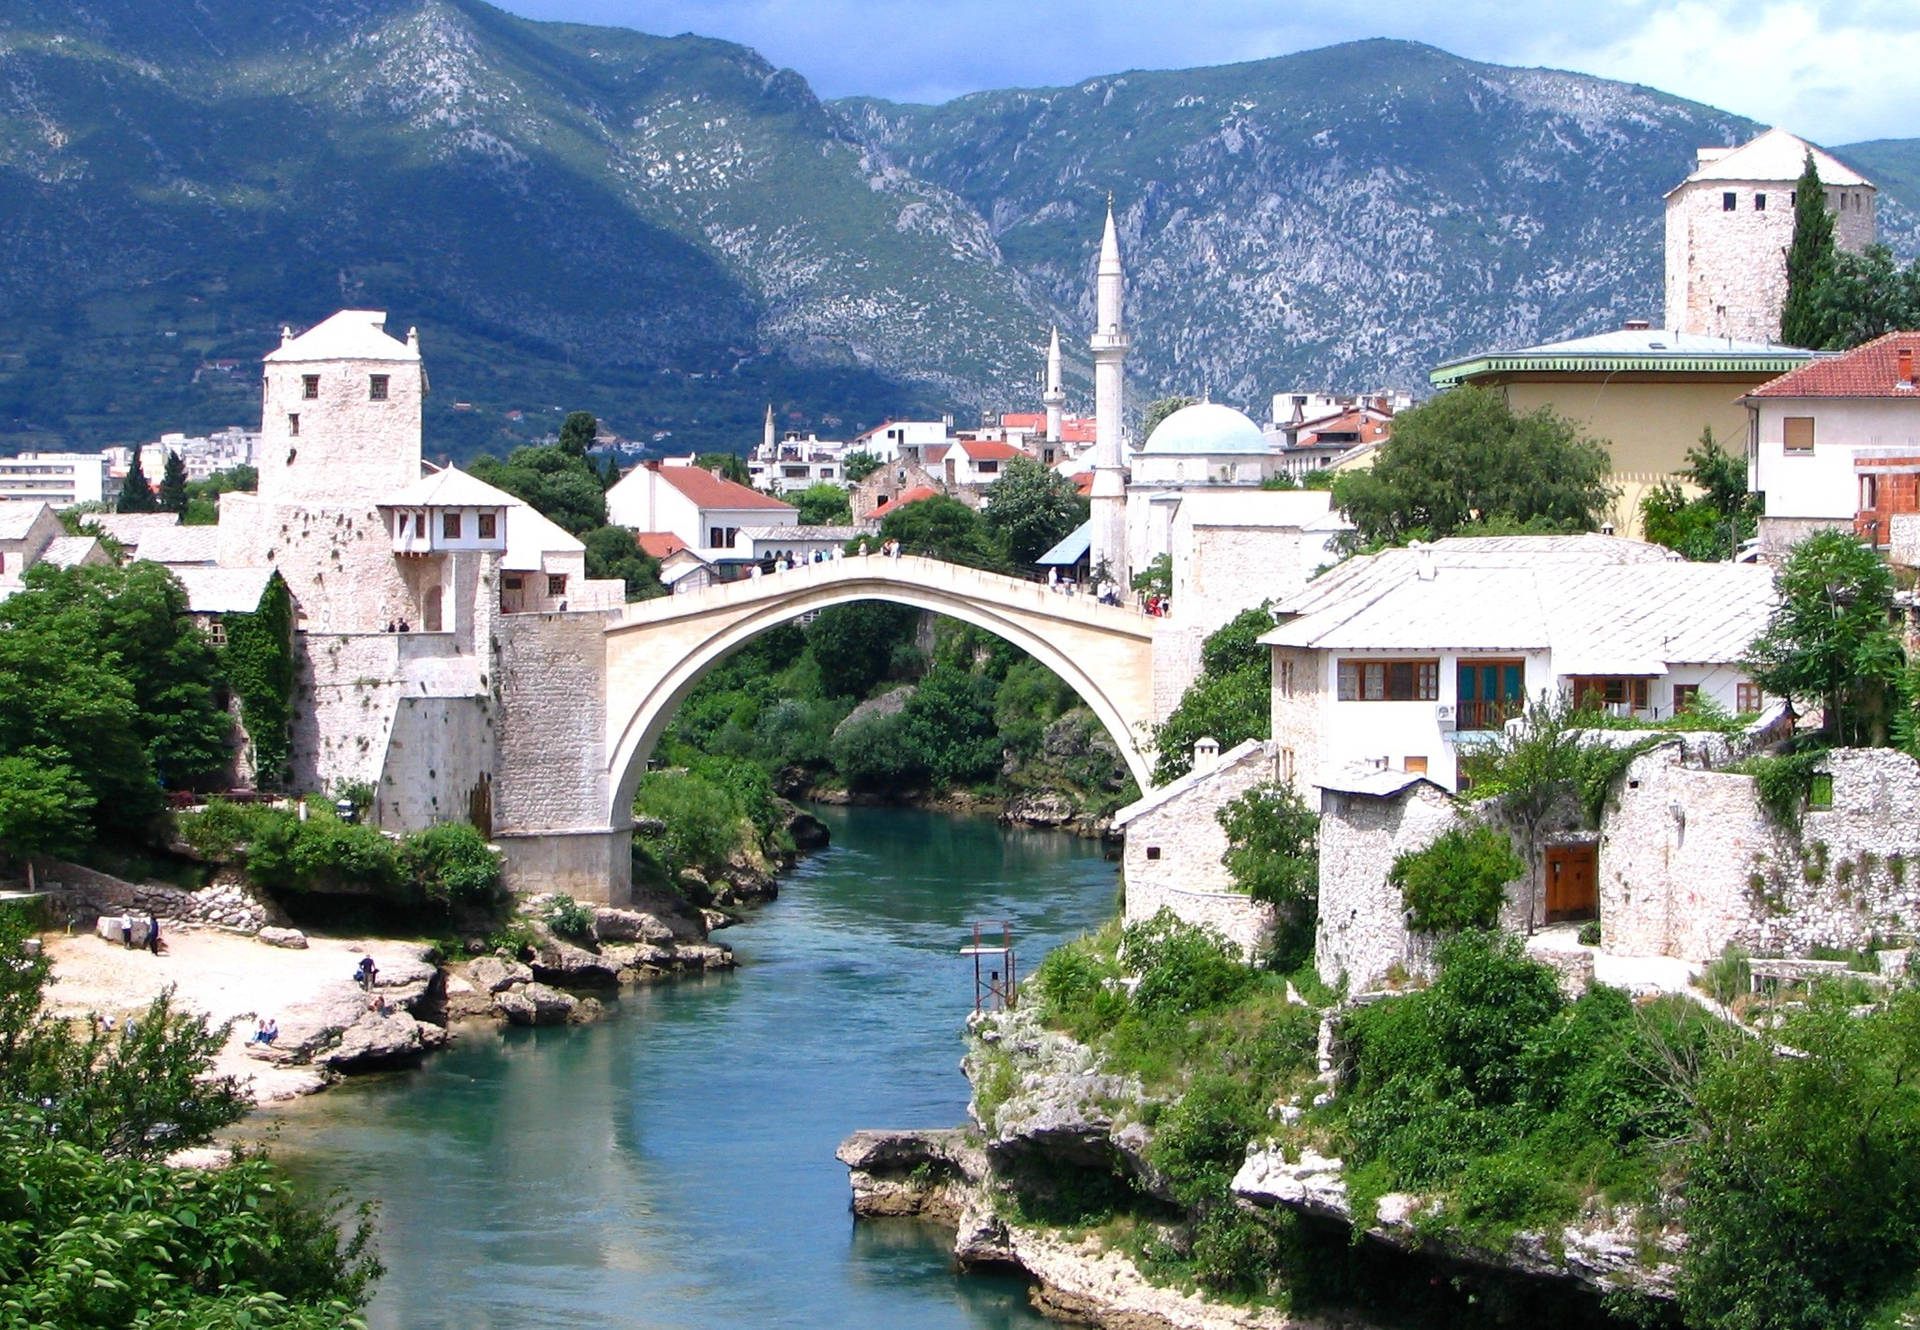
left=1414, top=540, right=1436, bottom=582
left=1900, top=346, right=1915, bottom=388
left=1192, top=736, right=1221, bottom=773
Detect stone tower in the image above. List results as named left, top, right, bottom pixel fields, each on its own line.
left=1664, top=128, right=1875, bottom=344
left=257, top=310, right=424, bottom=510
left=1043, top=326, right=1066, bottom=443
left=1089, top=203, right=1130, bottom=584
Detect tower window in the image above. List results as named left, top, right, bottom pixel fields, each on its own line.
left=302, top=375, right=320, bottom=399
left=287, top=414, right=299, bottom=437
left=413, top=513, right=425, bottom=538
left=1722, top=192, right=1737, bottom=211
left=1755, top=193, right=1767, bottom=211
left=369, top=374, right=389, bottom=401
left=477, top=512, right=497, bottom=540
left=443, top=512, right=462, bottom=539
left=547, top=574, right=567, bottom=597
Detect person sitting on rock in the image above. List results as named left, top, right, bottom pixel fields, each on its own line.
left=262, top=1018, right=278, bottom=1044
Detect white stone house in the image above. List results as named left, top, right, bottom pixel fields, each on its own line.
left=606, top=461, right=797, bottom=555
left=1665, top=128, right=1875, bottom=344
left=941, top=437, right=1023, bottom=487
left=1112, top=738, right=1281, bottom=960
left=0, top=502, right=63, bottom=582
left=1744, top=331, right=1920, bottom=551
left=1262, top=535, right=1778, bottom=794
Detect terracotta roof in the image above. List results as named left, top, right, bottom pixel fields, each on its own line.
left=958, top=439, right=1023, bottom=461
left=923, top=445, right=951, bottom=465
left=1072, top=472, right=1094, bottom=496
left=635, top=532, right=688, bottom=559
left=1747, top=331, right=1920, bottom=399
left=654, top=465, right=796, bottom=512
left=869, top=485, right=940, bottom=519
left=1000, top=413, right=1045, bottom=430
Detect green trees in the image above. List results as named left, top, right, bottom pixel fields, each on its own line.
left=1330, top=387, right=1615, bottom=548
left=158, top=450, right=190, bottom=516
left=842, top=450, right=882, bottom=483
left=581, top=526, right=666, bottom=602
left=0, top=755, right=94, bottom=868
left=221, top=572, right=295, bottom=786
left=116, top=449, right=156, bottom=512
left=1806, top=244, right=1920, bottom=350
left=178, top=801, right=502, bottom=904
left=0, top=913, right=379, bottom=1323
left=1640, top=428, right=1760, bottom=561
left=792, top=482, right=852, bottom=526
left=1746, top=528, right=1905, bottom=745
left=806, top=602, right=919, bottom=699
left=1152, top=605, right=1274, bottom=781
left=0, top=562, right=238, bottom=839
left=556, top=409, right=599, bottom=458
left=982, top=454, right=1088, bottom=565
left=876, top=494, right=1007, bottom=570
left=471, top=445, right=606, bottom=536
left=1217, top=781, right=1318, bottom=967
left=695, top=452, right=750, bottom=484
left=1782, top=151, right=1837, bottom=348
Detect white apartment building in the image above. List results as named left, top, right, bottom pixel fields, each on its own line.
left=0, top=452, right=112, bottom=507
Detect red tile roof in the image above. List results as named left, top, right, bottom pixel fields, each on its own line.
left=1071, top=471, right=1094, bottom=496
left=635, top=532, right=688, bottom=559
left=1748, top=332, right=1920, bottom=399
left=959, top=439, right=1023, bottom=461
left=923, top=444, right=951, bottom=464
left=654, top=464, right=795, bottom=511
left=1000, top=413, right=1045, bottom=430
left=1061, top=420, right=1096, bottom=443
left=869, top=484, right=940, bottom=519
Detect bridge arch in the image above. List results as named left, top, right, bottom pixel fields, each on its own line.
left=603, top=557, right=1159, bottom=826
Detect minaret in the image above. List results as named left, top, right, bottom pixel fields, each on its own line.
left=763, top=404, right=776, bottom=455
left=1042, top=326, right=1066, bottom=444
left=1089, top=200, right=1130, bottom=584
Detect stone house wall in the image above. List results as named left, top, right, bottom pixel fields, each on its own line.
left=1119, top=741, right=1282, bottom=959
left=1603, top=744, right=1920, bottom=960
left=1315, top=782, right=1461, bottom=989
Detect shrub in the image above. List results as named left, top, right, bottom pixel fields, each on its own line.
left=1577, top=920, right=1601, bottom=946
left=1124, top=912, right=1254, bottom=1019
left=1150, top=1072, right=1270, bottom=1208
left=1391, top=825, right=1524, bottom=933
left=1031, top=942, right=1128, bottom=1042
left=400, top=822, right=501, bottom=905
left=240, top=805, right=400, bottom=895
left=176, top=797, right=260, bottom=860
left=543, top=894, right=596, bottom=942
left=633, top=768, right=748, bottom=881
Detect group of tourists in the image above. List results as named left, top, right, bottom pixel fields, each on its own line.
left=748, top=536, right=907, bottom=576
left=247, top=1018, right=279, bottom=1045
left=116, top=911, right=163, bottom=955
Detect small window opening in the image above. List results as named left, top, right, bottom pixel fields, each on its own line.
left=1145, top=846, right=1162, bottom=861
left=1755, top=192, right=1767, bottom=211
left=547, top=574, right=567, bottom=597
left=287, top=413, right=300, bottom=437
left=443, top=511, right=462, bottom=539
left=302, top=374, right=320, bottom=399
left=1722, top=191, right=1737, bottom=211
left=369, top=374, right=389, bottom=401
left=477, top=512, right=497, bottom=540
left=1809, top=773, right=1835, bottom=809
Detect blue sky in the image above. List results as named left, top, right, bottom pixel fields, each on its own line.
left=493, top=0, right=1914, bottom=145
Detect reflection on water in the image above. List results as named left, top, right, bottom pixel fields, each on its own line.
left=263, top=805, right=1121, bottom=1329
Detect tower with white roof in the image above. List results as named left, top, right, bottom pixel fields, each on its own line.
left=1664, top=128, right=1875, bottom=344
left=1043, top=326, right=1066, bottom=444
left=1089, top=201, right=1130, bottom=583
left=258, top=310, right=424, bottom=509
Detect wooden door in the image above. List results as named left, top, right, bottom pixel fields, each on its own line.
left=1545, top=843, right=1598, bottom=923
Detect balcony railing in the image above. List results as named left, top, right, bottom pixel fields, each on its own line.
left=1457, top=697, right=1523, bottom=731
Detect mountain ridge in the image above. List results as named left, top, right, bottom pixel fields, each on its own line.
left=0, top=3, right=1911, bottom=458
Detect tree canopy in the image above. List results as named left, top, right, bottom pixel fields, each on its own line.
left=982, top=455, right=1088, bottom=565
left=1800, top=244, right=1920, bottom=351
left=556, top=410, right=598, bottom=458
left=470, top=445, right=606, bottom=536
left=792, top=482, right=852, bottom=526
left=1330, top=387, right=1615, bottom=549
left=158, top=451, right=190, bottom=516
left=1152, top=605, right=1273, bottom=782
left=1746, top=528, right=1905, bottom=745
left=1640, top=428, right=1760, bottom=561
left=876, top=495, right=1007, bottom=571
left=1141, top=396, right=1196, bottom=440
left=842, top=450, right=882, bottom=483
left=116, top=450, right=156, bottom=513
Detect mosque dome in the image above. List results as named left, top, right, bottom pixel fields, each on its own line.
left=1140, top=401, right=1269, bottom=456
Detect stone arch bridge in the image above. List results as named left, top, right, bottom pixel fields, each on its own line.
left=492, top=555, right=1171, bottom=902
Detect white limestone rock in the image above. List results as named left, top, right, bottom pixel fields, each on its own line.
left=465, top=955, right=534, bottom=993
left=256, top=926, right=309, bottom=949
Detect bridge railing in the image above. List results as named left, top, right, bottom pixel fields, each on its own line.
left=613, top=553, right=1155, bottom=631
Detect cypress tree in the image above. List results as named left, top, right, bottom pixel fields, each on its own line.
left=158, top=450, right=190, bottom=515
left=116, top=449, right=157, bottom=512
left=1780, top=151, right=1835, bottom=348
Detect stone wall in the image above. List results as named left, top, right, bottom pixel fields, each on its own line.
left=494, top=611, right=612, bottom=836
left=1603, top=744, right=1920, bottom=960
left=1118, top=741, right=1280, bottom=958
left=40, top=861, right=282, bottom=934
left=1315, top=782, right=1460, bottom=989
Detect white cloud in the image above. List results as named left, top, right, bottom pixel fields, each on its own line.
left=497, top=0, right=1918, bottom=143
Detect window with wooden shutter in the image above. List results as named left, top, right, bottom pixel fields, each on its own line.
left=1783, top=417, right=1815, bottom=453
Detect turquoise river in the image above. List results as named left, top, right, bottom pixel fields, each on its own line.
left=263, top=804, right=1122, bottom=1328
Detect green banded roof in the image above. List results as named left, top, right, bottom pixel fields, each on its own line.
left=1431, top=328, right=1820, bottom=388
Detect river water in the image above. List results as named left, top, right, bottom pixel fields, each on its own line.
left=264, top=805, right=1122, bottom=1329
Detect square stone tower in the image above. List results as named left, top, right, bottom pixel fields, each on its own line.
left=1664, top=128, right=1875, bottom=344
left=257, top=310, right=424, bottom=509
